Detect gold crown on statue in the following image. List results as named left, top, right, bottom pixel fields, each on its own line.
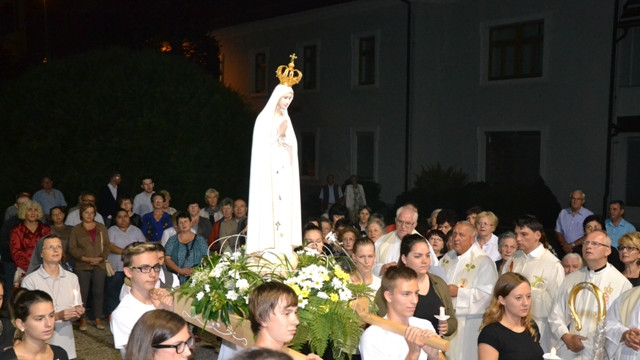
left=276, top=54, right=303, bottom=87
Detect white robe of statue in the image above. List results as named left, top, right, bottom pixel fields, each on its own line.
left=246, top=84, right=302, bottom=255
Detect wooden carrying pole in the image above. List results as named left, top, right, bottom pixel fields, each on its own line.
left=350, top=297, right=450, bottom=352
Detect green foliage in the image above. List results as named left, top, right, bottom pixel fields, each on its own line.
left=0, top=47, right=254, bottom=208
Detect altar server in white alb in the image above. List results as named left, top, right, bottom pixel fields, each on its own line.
left=502, top=215, right=564, bottom=351
left=246, top=55, right=302, bottom=255
left=359, top=265, right=441, bottom=360
left=440, top=221, right=498, bottom=360
left=548, top=230, right=631, bottom=360
left=605, top=286, right=640, bottom=359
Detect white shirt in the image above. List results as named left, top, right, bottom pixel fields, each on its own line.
left=360, top=316, right=435, bottom=360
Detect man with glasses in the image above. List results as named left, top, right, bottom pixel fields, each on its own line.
left=111, top=242, right=174, bottom=358
left=555, top=190, right=594, bottom=254
left=549, top=230, right=631, bottom=360
left=22, top=234, right=85, bottom=359
left=501, top=215, right=565, bottom=351
left=373, top=206, right=439, bottom=277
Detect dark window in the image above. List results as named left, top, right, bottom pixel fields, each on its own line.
left=356, top=131, right=375, bottom=180
left=626, top=137, right=640, bottom=206
left=254, top=52, right=266, bottom=93
left=485, top=131, right=540, bottom=184
left=302, top=45, right=317, bottom=90
left=489, top=20, right=543, bottom=81
left=299, top=131, right=316, bottom=177
left=358, top=36, right=376, bottom=85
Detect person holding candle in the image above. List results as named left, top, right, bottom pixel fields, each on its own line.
left=375, top=234, right=456, bottom=336
left=22, top=234, right=84, bottom=359
left=477, top=272, right=543, bottom=360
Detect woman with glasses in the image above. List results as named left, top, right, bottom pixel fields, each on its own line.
left=68, top=203, right=110, bottom=331
left=22, top=235, right=84, bottom=358
left=475, top=211, right=501, bottom=261
left=125, top=309, right=193, bottom=360
left=618, top=232, right=640, bottom=286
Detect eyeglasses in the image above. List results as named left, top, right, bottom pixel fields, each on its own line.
left=396, top=220, right=415, bottom=227
left=152, top=336, right=194, bottom=354
left=582, top=240, right=610, bottom=249
left=619, top=246, right=639, bottom=252
left=44, top=245, right=63, bottom=251
left=129, top=264, right=162, bottom=273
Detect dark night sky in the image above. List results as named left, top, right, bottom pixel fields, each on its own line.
left=23, top=0, right=355, bottom=61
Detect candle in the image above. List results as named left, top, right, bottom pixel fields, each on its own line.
left=550, top=347, right=556, bottom=356
left=439, top=306, right=446, bottom=318
left=73, top=289, right=80, bottom=306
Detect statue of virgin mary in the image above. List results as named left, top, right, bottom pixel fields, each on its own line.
left=246, top=55, right=303, bottom=255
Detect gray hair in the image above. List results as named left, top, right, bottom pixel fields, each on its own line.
left=498, top=231, right=516, bottom=247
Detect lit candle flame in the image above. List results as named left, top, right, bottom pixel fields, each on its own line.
left=439, top=306, right=446, bottom=318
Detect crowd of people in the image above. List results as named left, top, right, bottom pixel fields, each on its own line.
left=1, top=175, right=640, bottom=360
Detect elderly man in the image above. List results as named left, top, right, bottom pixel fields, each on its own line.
left=549, top=230, right=632, bottom=360
left=555, top=190, right=594, bottom=254
left=502, top=215, right=565, bottom=351
left=440, top=221, right=497, bottom=360
left=373, top=206, right=438, bottom=277
left=606, top=200, right=636, bottom=248
left=605, top=286, right=640, bottom=359
left=33, top=176, right=67, bottom=220
left=561, top=253, right=584, bottom=275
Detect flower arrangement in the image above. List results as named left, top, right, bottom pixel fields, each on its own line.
left=176, top=246, right=374, bottom=359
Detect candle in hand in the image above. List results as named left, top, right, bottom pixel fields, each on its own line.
left=550, top=347, right=556, bottom=356
left=73, top=289, right=80, bottom=306
left=439, top=306, right=446, bottom=318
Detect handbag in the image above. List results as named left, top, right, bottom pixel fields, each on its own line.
left=101, top=233, right=115, bottom=277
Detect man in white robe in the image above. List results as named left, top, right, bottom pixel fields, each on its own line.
left=605, top=286, right=640, bottom=359
left=373, top=206, right=440, bottom=277
left=502, top=215, right=564, bottom=351
left=440, top=221, right=498, bottom=360
left=548, top=230, right=632, bottom=359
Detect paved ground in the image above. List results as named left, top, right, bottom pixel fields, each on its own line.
left=75, top=320, right=221, bottom=360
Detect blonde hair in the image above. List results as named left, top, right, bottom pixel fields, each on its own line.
left=481, top=272, right=536, bottom=338
left=17, top=200, right=43, bottom=220
left=618, top=232, right=640, bottom=251
left=476, top=211, right=499, bottom=228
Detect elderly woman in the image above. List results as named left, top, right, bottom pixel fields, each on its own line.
left=69, top=203, right=110, bottom=331
left=27, top=206, right=73, bottom=274
left=495, top=231, right=518, bottom=273
left=165, top=212, right=209, bottom=284
left=365, top=218, right=386, bottom=244
left=10, top=201, right=51, bottom=278
left=337, top=226, right=359, bottom=258
left=475, top=211, right=501, bottom=261
left=618, top=232, right=640, bottom=286
left=426, top=229, right=447, bottom=259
